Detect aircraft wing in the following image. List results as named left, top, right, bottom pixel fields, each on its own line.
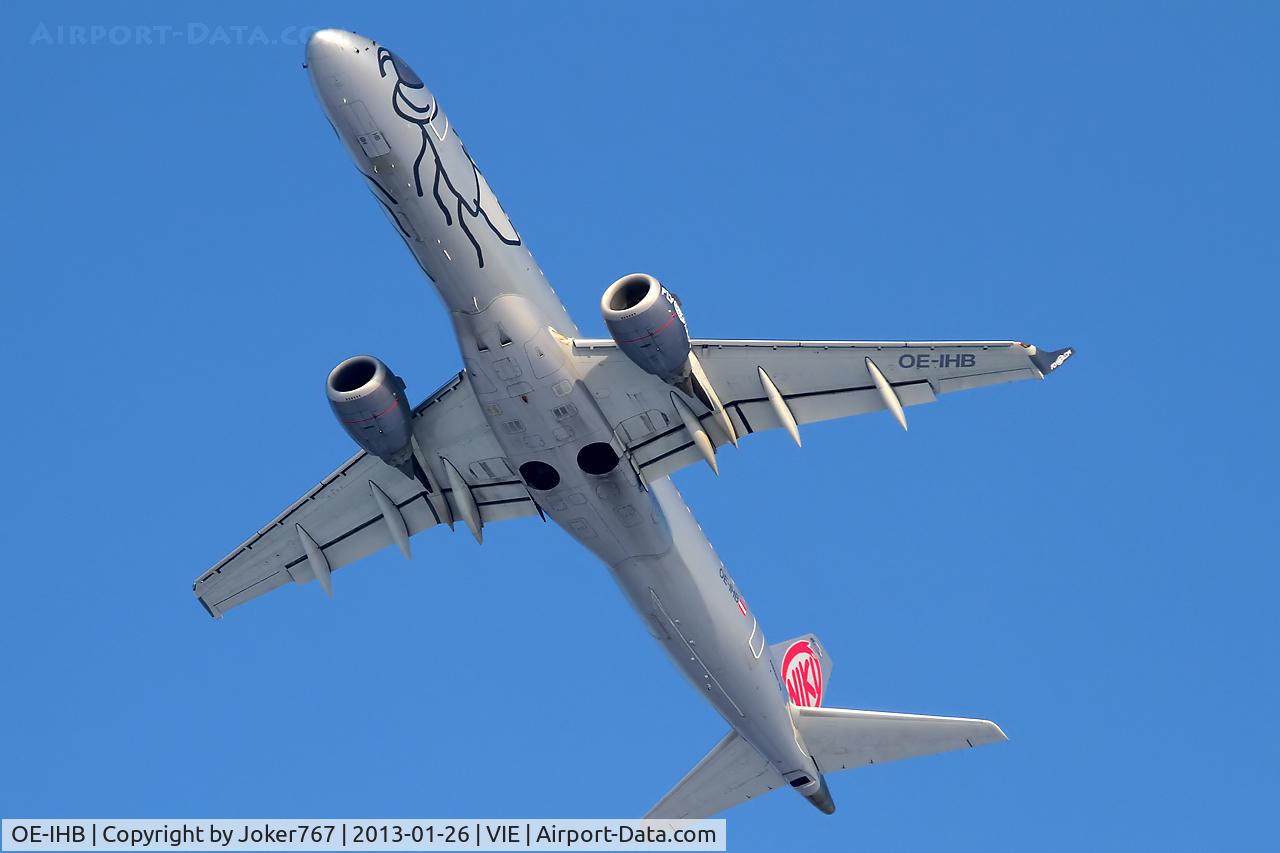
left=192, top=371, right=539, bottom=618
left=573, top=339, right=1073, bottom=480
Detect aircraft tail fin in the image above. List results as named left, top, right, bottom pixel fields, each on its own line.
left=769, top=633, right=833, bottom=707
left=644, top=706, right=1005, bottom=819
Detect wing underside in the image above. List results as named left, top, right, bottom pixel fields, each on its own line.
left=195, top=338, right=1073, bottom=614
left=192, top=372, right=538, bottom=617
left=574, top=338, right=1072, bottom=479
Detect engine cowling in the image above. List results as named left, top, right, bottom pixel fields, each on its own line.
left=326, top=355, right=414, bottom=469
left=600, top=273, right=691, bottom=385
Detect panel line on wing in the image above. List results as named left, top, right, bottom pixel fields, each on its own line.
left=213, top=571, right=286, bottom=609
left=625, top=379, right=931, bottom=457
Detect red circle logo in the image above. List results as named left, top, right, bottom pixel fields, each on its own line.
left=781, top=640, right=823, bottom=707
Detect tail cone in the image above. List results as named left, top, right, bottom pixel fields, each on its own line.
left=804, top=776, right=836, bottom=815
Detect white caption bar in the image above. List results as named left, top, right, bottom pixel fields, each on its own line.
left=2, top=820, right=725, bottom=852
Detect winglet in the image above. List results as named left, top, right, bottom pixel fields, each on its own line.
left=1028, top=344, right=1075, bottom=377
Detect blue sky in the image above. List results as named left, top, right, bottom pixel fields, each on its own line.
left=1, top=2, right=1275, bottom=850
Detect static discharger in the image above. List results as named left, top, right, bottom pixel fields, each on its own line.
left=441, top=456, right=483, bottom=543
left=295, top=523, right=332, bottom=596
left=865, top=357, right=908, bottom=431
left=369, top=480, right=411, bottom=559
left=671, top=391, right=719, bottom=475
left=757, top=366, right=801, bottom=447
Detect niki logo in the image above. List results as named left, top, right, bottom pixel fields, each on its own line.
left=661, top=287, right=687, bottom=328
left=1049, top=349, right=1073, bottom=371
left=781, top=639, right=824, bottom=708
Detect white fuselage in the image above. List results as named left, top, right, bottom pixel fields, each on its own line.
left=305, top=29, right=821, bottom=793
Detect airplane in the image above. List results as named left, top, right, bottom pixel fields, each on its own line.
left=193, top=28, right=1074, bottom=818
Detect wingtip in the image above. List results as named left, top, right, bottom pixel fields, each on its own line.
left=195, top=593, right=220, bottom=620
left=1028, top=344, right=1075, bottom=376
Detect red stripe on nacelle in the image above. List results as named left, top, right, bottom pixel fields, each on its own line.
left=342, top=398, right=400, bottom=425
left=614, top=311, right=678, bottom=344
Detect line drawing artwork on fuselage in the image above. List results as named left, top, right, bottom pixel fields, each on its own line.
left=379, top=47, right=521, bottom=268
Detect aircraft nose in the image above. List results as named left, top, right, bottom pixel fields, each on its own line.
left=306, top=28, right=361, bottom=65
left=306, top=28, right=382, bottom=103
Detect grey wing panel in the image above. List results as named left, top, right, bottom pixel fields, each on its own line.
left=573, top=339, right=1060, bottom=480
left=793, top=706, right=1007, bottom=771
left=645, top=730, right=785, bottom=819
left=692, top=339, right=1037, bottom=437
left=192, top=371, right=537, bottom=618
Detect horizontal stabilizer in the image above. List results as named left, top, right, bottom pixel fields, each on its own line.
left=795, top=706, right=1006, bottom=771
left=645, top=706, right=1005, bottom=819
left=645, top=730, right=784, bottom=819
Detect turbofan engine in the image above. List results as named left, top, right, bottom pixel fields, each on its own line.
left=600, top=272, right=741, bottom=459
left=326, top=355, right=414, bottom=471
left=600, top=273, right=691, bottom=385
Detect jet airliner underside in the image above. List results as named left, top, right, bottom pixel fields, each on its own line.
left=192, top=29, right=1073, bottom=818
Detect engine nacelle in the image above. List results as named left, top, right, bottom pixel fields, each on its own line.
left=326, top=355, right=414, bottom=469
left=600, top=273, right=691, bottom=385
